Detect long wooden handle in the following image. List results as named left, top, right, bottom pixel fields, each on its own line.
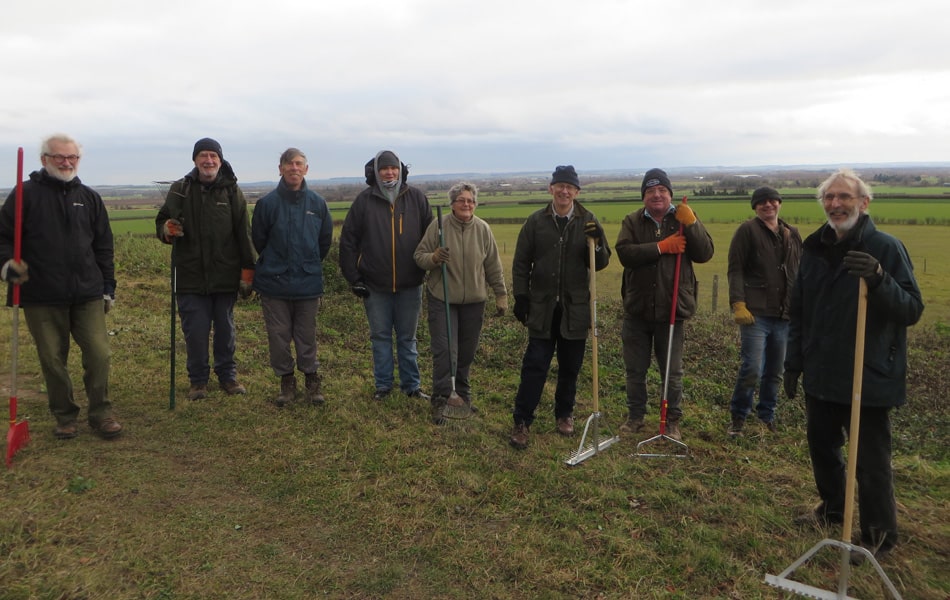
left=588, top=237, right=598, bottom=412
left=842, top=278, right=868, bottom=545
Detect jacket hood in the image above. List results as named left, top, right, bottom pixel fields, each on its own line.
left=184, top=159, right=238, bottom=187
left=364, top=150, right=409, bottom=187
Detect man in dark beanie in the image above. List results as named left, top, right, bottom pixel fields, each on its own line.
left=155, top=138, right=256, bottom=400
left=614, top=168, right=713, bottom=441
left=508, top=165, right=611, bottom=449
left=339, top=150, right=433, bottom=402
left=726, top=185, right=801, bottom=437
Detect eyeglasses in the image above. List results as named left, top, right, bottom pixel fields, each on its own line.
left=823, top=192, right=861, bottom=203
left=44, top=153, right=81, bottom=163
left=454, top=198, right=476, bottom=205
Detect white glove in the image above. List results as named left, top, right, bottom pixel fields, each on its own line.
left=1, top=259, right=29, bottom=283
left=103, top=295, right=114, bottom=314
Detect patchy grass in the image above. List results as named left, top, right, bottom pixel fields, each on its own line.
left=0, top=236, right=947, bottom=599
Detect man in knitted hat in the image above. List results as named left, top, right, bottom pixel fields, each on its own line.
left=726, top=186, right=801, bottom=436
left=508, top=165, right=611, bottom=450
left=614, top=168, right=713, bottom=441
left=339, top=150, right=433, bottom=401
left=155, top=137, right=256, bottom=400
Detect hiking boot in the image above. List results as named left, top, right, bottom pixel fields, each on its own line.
left=188, top=383, right=208, bottom=401
left=619, top=417, right=645, bottom=435
left=93, top=417, right=123, bottom=439
left=54, top=421, right=79, bottom=440
left=373, top=388, right=392, bottom=401
left=850, top=543, right=892, bottom=566
left=760, top=418, right=777, bottom=433
left=666, top=421, right=682, bottom=441
left=304, top=372, right=325, bottom=405
left=430, top=396, right=448, bottom=426
left=794, top=504, right=844, bottom=528
left=221, top=379, right=247, bottom=395
left=406, top=388, right=430, bottom=401
left=728, top=416, right=745, bottom=437
left=275, top=374, right=297, bottom=407
left=509, top=423, right=529, bottom=449
left=556, top=416, right=574, bottom=436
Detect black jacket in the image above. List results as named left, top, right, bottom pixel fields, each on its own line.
left=727, top=217, right=802, bottom=319
left=786, top=215, right=923, bottom=408
left=0, top=169, right=115, bottom=307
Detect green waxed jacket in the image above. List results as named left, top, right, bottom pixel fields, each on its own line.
left=155, top=161, right=255, bottom=295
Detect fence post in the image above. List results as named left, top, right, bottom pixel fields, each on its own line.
left=711, top=274, right=719, bottom=313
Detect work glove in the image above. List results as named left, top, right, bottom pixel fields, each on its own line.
left=513, top=295, right=530, bottom=325
left=783, top=370, right=800, bottom=399
left=431, top=246, right=450, bottom=265
left=162, top=218, right=184, bottom=242
left=843, top=251, right=884, bottom=289
left=674, top=197, right=697, bottom=226
left=657, top=232, right=686, bottom=255
left=351, top=282, right=370, bottom=299
left=583, top=220, right=604, bottom=244
left=103, top=294, right=114, bottom=314
left=239, top=268, right=254, bottom=299
left=731, top=301, right=755, bottom=326
left=1, top=259, right=29, bottom=284
left=495, top=295, right=508, bottom=317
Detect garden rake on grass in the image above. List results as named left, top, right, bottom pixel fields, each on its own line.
left=7, top=147, right=30, bottom=468
left=435, top=206, right=474, bottom=421
left=565, top=237, right=619, bottom=466
left=636, top=219, right=688, bottom=459
left=765, top=278, right=902, bottom=599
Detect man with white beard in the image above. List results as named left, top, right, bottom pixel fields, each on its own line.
left=785, top=168, right=923, bottom=564
left=0, top=133, right=121, bottom=439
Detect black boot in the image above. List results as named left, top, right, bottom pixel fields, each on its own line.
left=304, top=372, right=325, bottom=405
left=275, top=374, right=297, bottom=407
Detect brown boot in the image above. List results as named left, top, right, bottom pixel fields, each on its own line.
left=304, top=372, right=325, bottom=405
left=275, top=374, right=297, bottom=407
left=509, top=423, right=529, bottom=449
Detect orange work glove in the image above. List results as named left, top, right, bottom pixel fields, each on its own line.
left=674, top=196, right=697, bottom=226
left=239, top=268, right=254, bottom=299
left=731, top=301, right=755, bottom=326
left=657, top=232, right=686, bottom=255
left=163, top=218, right=184, bottom=242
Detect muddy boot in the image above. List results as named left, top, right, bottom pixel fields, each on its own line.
left=275, top=373, right=297, bottom=407
left=304, top=372, right=325, bottom=405
left=430, top=395, right=448, bottom=426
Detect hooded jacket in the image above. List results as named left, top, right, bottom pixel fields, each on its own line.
left=0, top=169, right=115, bottom=307
left=339, top=151, right=433, bottom=292
left=155, top=161, right=255, bottom=295
left=615, top=206, right=714, bottom=322
left=512, top=202, right=610, bottom=340
left=786, top=215, right=923, bottom=408
left=251, top=178, right=333, bottom=299
left=414, top=211, right=507, bottom=304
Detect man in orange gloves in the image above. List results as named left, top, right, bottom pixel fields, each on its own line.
left=156, top=138, right=256, bottom=400
left=726, top=186, right=802, bottom=436
left=614, top=168, right=714, bottom=440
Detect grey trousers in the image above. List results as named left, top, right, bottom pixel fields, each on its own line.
left=622, top=315, right=685, bottom=422
left=260, top=296, right=321, bottom=377
left=426, top=291, right=485, bottom=400
left=24, top=299, right=113, bottom=427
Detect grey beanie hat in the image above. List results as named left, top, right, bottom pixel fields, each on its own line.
left=550, top=165, right=581, bottom=189
left=192, top=137, right=223, bottom=160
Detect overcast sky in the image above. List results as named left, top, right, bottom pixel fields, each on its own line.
left=2, top=0, right=948, bottom=186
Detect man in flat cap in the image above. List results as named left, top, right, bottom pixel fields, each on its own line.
left=726, top=186, right=801, bottom=436
left=156, top=137, right=256, bottom=401
left=508, top=165, right=611, bottom=450
left=339, top=150, right=433, bottom=402
left=614, top=168, right=713, bottom=441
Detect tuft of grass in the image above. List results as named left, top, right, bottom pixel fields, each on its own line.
left=0, top=235, right=947, bottom=599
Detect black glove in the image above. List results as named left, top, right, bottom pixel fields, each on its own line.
left=843, top=251, right=884, bottom=289
left=351, top=282, right=370, bottom=298
left=583, top=220, right=604, bottom=243
left=784, top=370, right=800, bottom=399
left=513, top=295, right=530, bottom=325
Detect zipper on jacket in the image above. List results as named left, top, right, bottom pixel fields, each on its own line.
left=390, top=204, right=397, bottom=292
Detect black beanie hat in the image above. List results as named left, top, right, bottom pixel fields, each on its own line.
left=377, top=151, right=400, bottom=170
left=641, top=168, right=672, bottom=198
left=751, top=186, right=782, bottom=208
left=192, top=138, right=223, bottom=161
left=550, top=165, right=581, bottom=189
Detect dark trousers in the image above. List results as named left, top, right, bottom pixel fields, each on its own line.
left=622, top=315, right=685, bottom=422
left=176, top=292, right=238, bottom=385
left=426, top=292, right=485, bottom=400
left=512, top=308, right=586, bottom=427
left=805, top=395, right=898, bottom=551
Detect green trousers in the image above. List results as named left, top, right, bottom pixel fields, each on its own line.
left=24, top=299, right=113, bottom=427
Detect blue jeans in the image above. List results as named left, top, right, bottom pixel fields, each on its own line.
left=176, top=292, right=238, bottom=385
left=363, top=286, right=423, bottom=393
left=729, top=316, right=788, bottom=423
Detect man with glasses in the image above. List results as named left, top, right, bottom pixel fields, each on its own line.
left=156, top=138, right=256, bottom=401
left=726, top=186, right=802, bottom=436
left=786, top=168, right=923, bottom=564
left=0, top=133, right=121, bottom=439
